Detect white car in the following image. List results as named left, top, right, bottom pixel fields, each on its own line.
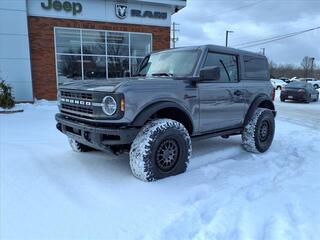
left=301, top=78, right=320, bottom=89
left=271, top=78, right=287, bottom=90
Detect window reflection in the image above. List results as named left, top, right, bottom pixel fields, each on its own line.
left=107, top=32, right=129, bottom=56
left=55, top=29, right=81, bottom=54
left=108, top=57, right=130, bottom=78
left=83, top=56, right=106, bottom=79
left=82, top=30, right=105, bottom=55
left=130, top=34, right=151, bottom=57
left=57, top=55, right=82, bottom=84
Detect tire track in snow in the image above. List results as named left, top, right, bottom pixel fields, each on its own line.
left=150, top=119, right=320, bottom=240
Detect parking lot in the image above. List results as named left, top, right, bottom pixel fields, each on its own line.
left=275, top=90, right=320, bottom=128
left=1, top=91, right=319, bottom=239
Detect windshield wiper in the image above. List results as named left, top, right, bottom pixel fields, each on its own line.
left=219, top=59, right=231, bottom=82
left=152, top=72, right=174, bottom=77
left=133, top=73, right=146, bottom=77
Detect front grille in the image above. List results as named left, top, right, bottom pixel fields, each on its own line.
left=61, top=103, right=93, bottom=116
left=59, top=90, right=96, bottom=119
left=61, top=91, right=92, bottom=100
left=61, top=104, right=93, bottom=114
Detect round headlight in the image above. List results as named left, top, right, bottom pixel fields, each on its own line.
left=102, top=96, right=117, bottom=116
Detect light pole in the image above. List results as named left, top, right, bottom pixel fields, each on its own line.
left=171, top=22, right=179, bottom=48
left=225, top=30, right=234, bottom=47
left=261, top=48, right=265, bottom=56
left=310, top=57, right=315, bottom=78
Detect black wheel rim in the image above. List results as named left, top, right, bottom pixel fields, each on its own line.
left=259, top=120, right=270, bottom=142
left=156, top=139, right=179, bottom=172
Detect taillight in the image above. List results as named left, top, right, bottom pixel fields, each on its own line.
left=272, top=88, right=275, bottom=101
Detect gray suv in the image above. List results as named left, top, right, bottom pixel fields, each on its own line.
left=56, top=45, right=276, bottom=181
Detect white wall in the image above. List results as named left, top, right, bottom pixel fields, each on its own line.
left=27, top=0, right=173, bottom=27
left=0, top=0, right=33, bottom=102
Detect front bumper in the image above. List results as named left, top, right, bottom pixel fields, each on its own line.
left=55, top=113, right=139, bottom=150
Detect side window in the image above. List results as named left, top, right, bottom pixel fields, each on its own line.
left=244, top=56, right=269, bottom=79
left=203, top=52, right=238, bottom=82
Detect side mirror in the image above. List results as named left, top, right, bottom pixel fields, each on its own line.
left=199, top=66, right=220, bottom=81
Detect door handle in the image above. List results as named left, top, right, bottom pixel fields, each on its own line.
left=234, top=90, right=242, bottom=96
left=184, top=94, right=197, bottom=99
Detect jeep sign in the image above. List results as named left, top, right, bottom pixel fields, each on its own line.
left=41, top=0, right=82, bottom=15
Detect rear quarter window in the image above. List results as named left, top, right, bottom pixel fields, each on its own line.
left=243, top=56, right=269, bottom=79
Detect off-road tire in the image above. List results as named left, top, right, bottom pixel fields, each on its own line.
left=314, top=84, right=319, bottom=89
left=68, top=138, right=94, bottom=152
left=242, top=108, right=275, bottom=153
left=129, top=119, right=192, bottom=182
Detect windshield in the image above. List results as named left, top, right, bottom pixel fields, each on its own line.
left=137, top=50, right=201, bottom=77
left=287, top=81, right=307, bottom=88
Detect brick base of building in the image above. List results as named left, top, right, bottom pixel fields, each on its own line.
left=28, top=16, right=170, bottom=100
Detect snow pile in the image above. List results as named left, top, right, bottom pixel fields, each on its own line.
left=1, top=99, right=320, bottom=239
left=0, top=105, right=24, bottom=113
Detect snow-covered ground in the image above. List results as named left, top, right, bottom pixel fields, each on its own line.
left=1, top=93, right=320, bottom=240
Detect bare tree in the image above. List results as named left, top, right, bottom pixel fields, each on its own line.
left=268, top=58, right=320, bottom=79
left=301, top=56, right=313, bottom=78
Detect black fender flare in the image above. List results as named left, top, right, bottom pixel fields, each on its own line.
left=244, top=95, right=276, bottom=125
left=131, top=101, right=194, bottom=131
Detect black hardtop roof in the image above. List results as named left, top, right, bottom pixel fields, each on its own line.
left=159, top=44, right=267, bottom=59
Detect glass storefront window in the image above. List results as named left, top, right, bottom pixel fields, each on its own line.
left=55, top=28, right=152, bottom=83
left=55, top=29, right=81, bottom=54
left=82, top=30, right=106, bottom=55
left=83, top=56, right=106, bottom=79
left=130, top=34, right=152, bottom=57
left=108, top=57, right=130, bottom=78
left=107, top=32, right=129, bottom=56
left=130, top=58, right=144, bottom=75
left=57, top=55, right=82, bottom=84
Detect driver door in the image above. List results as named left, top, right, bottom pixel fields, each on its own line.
left=198, top=52, right=246, bottom=133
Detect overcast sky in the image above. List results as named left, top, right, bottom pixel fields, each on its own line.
left=172, top=0, right=320, bottom=67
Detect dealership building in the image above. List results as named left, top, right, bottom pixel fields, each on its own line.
left=0, top=0, right=186, bottom=101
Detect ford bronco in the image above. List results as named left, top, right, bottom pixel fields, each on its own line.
left=56, top=45, right=276, bottom=181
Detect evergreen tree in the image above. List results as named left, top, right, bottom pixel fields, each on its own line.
left=0, top=80, right=15, bottom=109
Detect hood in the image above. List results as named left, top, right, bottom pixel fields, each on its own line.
left=58, top=78, right=132, bottom=92
left=58, top=76, right=177, bottom=92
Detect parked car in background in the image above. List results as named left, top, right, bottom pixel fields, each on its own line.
left=280, top=81, right=319, bottom=103
left=271, top=78, right=287, bottom=90
left=300, top=78, right=320, bottom=89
